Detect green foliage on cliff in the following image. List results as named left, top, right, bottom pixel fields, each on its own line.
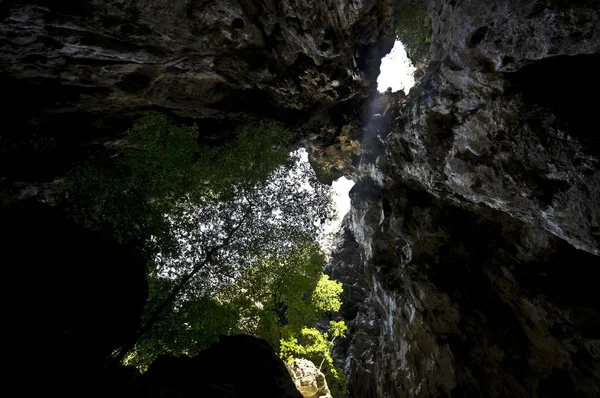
left=280, top=320, right=348, bottom=394
left=310, top=124, right=360, bottom=185
left=394, top=0, right=431, bottom=63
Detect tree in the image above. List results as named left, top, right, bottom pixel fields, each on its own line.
left=220, top=243, right=347, bottom=395
left=58, top=112, right=206, bottom=254
left=125, top=237, right=348, bottom=396
left=60, top=113, right=341, bottom=383
left=217, top=240, right=326, bottom=342
left=124, top=273, right=239, bottom=371
left=107, top=116, right=334, bottom=361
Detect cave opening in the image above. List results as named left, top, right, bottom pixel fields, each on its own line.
left=292, top=149, right=354, bottom=241
left=377, top=40, right=416, bottom=94
left=92, top=120, right=354, bottom=395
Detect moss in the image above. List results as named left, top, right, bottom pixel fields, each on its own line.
left=310, top=124, right=360, bottom=184
left=393, top=0, right=432, bottom=64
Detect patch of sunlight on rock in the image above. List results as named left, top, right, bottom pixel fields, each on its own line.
left=377, top=40, right=416, bottom=93
left=287, top=358, right=332, bottom=398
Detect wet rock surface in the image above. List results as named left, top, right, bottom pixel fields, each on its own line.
left=331, top=0, right=600, bottom=396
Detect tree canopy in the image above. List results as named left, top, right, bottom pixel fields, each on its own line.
left=226, top=245, right=347, bottom=395
left=127, top=238, right=347, bottom=395
left=59, top=112, right=202, bottom=253
left=60, top=113, right=346, bottom=394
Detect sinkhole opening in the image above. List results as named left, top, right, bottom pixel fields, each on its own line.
left=377, top=40, right=417, bottom=93
left=295, top=148, right=355, bottom=238
left=326, top=176, right=355, bottom=233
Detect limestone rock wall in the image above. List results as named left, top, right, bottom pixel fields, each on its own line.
left=1, top=0, right=390, bottom=118
left=0, top=0, right=394, bottom=183
left=333, top=0, right=600, bottom=396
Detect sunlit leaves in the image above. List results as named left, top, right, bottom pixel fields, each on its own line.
left=218, top=241, right=347, bottom=395
left=95, top=113, right=337, bottom=371
left=313, top=274, right=343, bottom=314
left=279, top=320, right=348, bottom=396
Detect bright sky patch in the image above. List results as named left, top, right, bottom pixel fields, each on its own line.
left=377, top=40, right=416, bottom=93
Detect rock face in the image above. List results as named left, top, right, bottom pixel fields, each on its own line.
left=332, top=0, right=600, bottom=397
left=1, top=0, right=373, bottom=118
left=4, top=0, right=600, bottom=397
left=287, top=358, right=332, bottom=398
left=0, top=0, right=394, bottom=183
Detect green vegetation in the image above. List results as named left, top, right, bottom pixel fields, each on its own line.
left=124, top=292, right=239, bottom=371
left=394, top=0, right=431, bottom=63
left=60, top=112, right=346, bottom=394
left=58, top=113, right=294, bottom=255
left=58, top=112, right=202, bottom=253
left=280, top=320, right=348, bottom=394
left=310, top=124, right=360, bottom=185
left=127, top=238, right=347, bottom=395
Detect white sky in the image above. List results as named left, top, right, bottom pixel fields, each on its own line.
left=377, top=40, right=416, bottom=93
left=295, top=149, right=354, bottom=239
left=325, top=176, right=354, bottom=234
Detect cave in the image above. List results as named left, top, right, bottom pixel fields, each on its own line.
left=2, top=1, right=600, bottom=397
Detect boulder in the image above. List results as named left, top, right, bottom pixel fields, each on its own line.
left=287, top=358, right=332, bottom=398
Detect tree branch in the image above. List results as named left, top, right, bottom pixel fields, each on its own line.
left=114, top=204, right=253, bottom=362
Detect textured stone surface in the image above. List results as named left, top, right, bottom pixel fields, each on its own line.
left=0, top=0, right=394, bottom=183
left=332, top=0, right=600, bottom=397
left=390, top=0, right=600, bottom=255
left=0, top=0, right=384, bottom=117
left=3, top=0, right=600, bottom=397
left=287, top=358, right=332, bottom=398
